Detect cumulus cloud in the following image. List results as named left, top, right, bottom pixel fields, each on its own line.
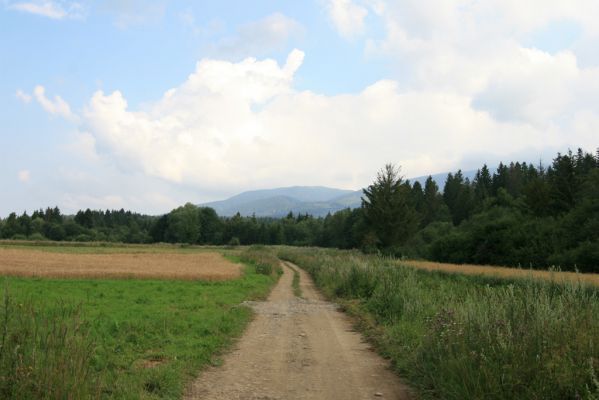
left=33, top=85, right=78, bottom=122
left=352, top=0, right=599, bottom=133
left=28, top=1, right=597, bottom=194
left=326, top=0, right=369, bottom=38
left=8, top=1, right=85, bottom=19
left=74, top=48, right=592, bottom=194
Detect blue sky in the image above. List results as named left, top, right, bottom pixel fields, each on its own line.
left=1, top=0, right=598, bottom=216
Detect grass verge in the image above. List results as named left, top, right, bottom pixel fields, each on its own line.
left=279, top=246, right=599, bottom=400
left=0, top=246, right=277, bottom=399
left=287, top=263, right=302, bottom=298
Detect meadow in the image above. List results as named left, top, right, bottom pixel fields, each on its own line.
left=279, top=246, right=599, bottom=400
left=0, top=243, right=279, bottom=399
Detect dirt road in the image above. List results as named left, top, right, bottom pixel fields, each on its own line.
left=185, top=261, right=412, bottom=400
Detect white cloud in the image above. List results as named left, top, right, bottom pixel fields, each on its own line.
left=15, top=89, right=32, bottom=103
left=17, top=170, right=31, bottom=182
left=212, top=13, right=304, bottom=58
left=74, top=49, right=594, bottom=194
left=8, top=1, right=85, bottom=20
left=472, top=49, right=581, bottom=125
left=356, top=0, right=599, bottom=131
left=33, top=85, right=78, bottom=122
left=64, top=132, right=99, bottom=161
left=326, top=0, right=369, bottom=38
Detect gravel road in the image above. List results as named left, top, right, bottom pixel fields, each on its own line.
left=185, top=261, right=412, bottom=400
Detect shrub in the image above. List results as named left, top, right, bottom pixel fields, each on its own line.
left=227, top=237, right=241, bottom=247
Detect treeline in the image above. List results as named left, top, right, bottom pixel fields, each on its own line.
left=0, top=204, right=335, bottom=247
left=1, top=148, right=597, bottom=272
left=407, top=148, right=599, bottom=272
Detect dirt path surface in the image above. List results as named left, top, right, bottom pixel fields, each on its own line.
left=186, top=261, right=412, bottom=400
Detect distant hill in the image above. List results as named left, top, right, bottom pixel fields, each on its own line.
left=200, top=170, right=478, bottom=217
left=200, top=186, right=361, bottom=217
left=409, top=170, right=477, bottom=188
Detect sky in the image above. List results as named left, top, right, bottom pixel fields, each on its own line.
left=1, top=0, right=598, bottom=216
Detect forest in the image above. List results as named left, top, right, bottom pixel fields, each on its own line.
left=1, top=148, right=598, bottom=272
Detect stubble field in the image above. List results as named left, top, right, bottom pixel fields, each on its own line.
left=402, top=259, right=599, bottom=286
left=0, top=247, right=242, bottom=280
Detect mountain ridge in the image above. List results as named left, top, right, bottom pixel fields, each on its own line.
left=199, top=170, right=477, bottom=217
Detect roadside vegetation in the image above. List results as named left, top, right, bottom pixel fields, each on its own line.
left=0, top=245, right=278, bottom=399
left=286, top=262, right=303, bottom=298
left=280, top=246, right=599, bottom=400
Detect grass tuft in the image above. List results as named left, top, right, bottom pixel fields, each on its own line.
left=286, top=263, right=302, bottom=298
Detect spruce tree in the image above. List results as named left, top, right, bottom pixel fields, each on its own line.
left=362, top=164, right=418, bottom=250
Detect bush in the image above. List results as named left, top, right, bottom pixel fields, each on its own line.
left=227, top=237, right=241, bottom=247
left=27, top=233, right=46, bottom=241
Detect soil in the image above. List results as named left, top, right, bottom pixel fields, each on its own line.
left=185, top=261, right=413, bottom=400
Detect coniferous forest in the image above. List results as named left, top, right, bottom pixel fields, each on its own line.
left=1, top=148, right=598, bottom=272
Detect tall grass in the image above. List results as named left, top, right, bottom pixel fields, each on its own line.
left=0, top=289, right=100, bottom=399
left=279, top=247, right=599, bottom=400
left=239, top=245, right=282, bottom=276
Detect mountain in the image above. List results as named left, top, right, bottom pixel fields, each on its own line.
left=200, top=186, right=361, bottom=217
left=200, top=170, right=478, bottom=217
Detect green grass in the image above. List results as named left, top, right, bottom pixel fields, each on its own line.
left=287, top=264, right=302, bottom=298
left=0, top=241, right=223, bottom=254
left=279, top=246, right=599, bottom=400
left=0, top=246, right=277, bottom=399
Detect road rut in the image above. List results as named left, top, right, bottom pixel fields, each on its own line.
left=185, top=261, right=412, bottom=400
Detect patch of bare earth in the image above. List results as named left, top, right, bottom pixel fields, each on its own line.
left=186, top=261, right=412, bottom=400
left=403, top=259, right=599, bottom=286
left=0, top=248, right=241, bottom=280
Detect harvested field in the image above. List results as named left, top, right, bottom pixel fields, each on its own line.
left=0, top=248, right=242, bottom=280
left=402, top=259, right=599, bottom=287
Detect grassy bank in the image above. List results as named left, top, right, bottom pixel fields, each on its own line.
left=0, top=246, right=278, bottom=399
left=279, top=247, right=599, bottom=400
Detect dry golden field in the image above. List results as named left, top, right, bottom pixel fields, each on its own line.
left=0, top=248, right=242, bottom=280
left=402, top=259, right=599, bottom=286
